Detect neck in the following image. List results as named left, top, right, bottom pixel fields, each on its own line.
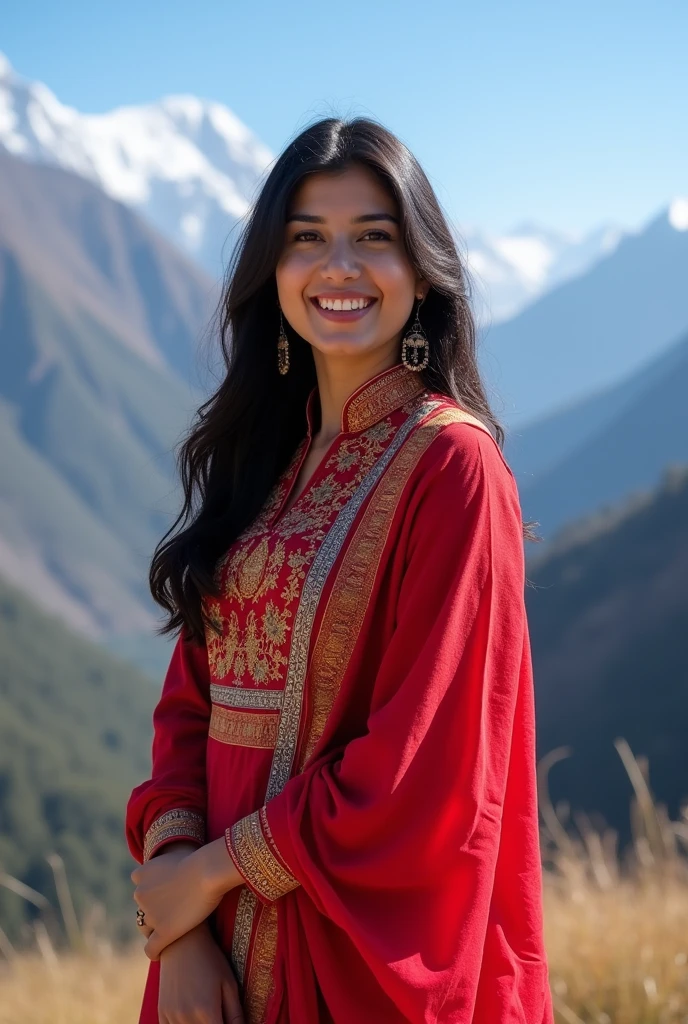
left=311, top=347, right=399, bottom=445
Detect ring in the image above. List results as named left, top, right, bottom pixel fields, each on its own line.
left=136, top=908, right=146, bottom=927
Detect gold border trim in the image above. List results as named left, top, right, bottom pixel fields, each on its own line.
left=231, top=888, right=258, bottom=984
left=209, top=705, right=279, bottom=749
left=142, top=807, right=205, bottom=862
left=344, top=364, right=425, bottom=432
left=243, top=904, right=279, bottom=1024
left=227, top=809, right=299, bottom=902
left=210, top=684, right=284, bottom=709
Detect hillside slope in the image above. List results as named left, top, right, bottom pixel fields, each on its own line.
left=482, top=202, right=688, bottom=425
left=511, top=327, right=688, bottom=541
left=0, top=146, right=218, bottom=636
left=526, top=464, right=688, bottom=835
left=0, top=571, right=161, bottom=941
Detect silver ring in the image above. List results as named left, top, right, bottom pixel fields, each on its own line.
left=136, top=908, right=146, bottom=927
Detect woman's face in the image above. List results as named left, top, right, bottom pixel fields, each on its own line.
left=276, top=164, right=427, bottom=367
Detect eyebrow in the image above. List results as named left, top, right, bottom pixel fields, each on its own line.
left=285, top=212, right=399, bottom=225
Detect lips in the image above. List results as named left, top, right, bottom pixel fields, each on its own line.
left=310, top=296, right=377, bottom=323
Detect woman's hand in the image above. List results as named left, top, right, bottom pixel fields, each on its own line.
left=132, top=836, right=243, bottom=960
left=158, top=921, right=244, bottom=1024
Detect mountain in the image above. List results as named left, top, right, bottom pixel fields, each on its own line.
left=0, top=51, right=621, bottom=320
left=0, top=50, right=272, bottom=282
left=463, top=220, right=625, bottom=324
left=526, top=463, right=688, bottom=838
left=481, top=198, right=688, bottom=425
left=0, top=569, right=157, bottom=941
left=0, top=145, right=218, bottom=637
left=508, top=326, right=688, bottom=542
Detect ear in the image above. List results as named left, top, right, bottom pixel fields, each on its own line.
left=415, top=278, right=430, bottom=302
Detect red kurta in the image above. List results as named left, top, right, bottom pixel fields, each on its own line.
left=126, top=363, right=554, bottom=1024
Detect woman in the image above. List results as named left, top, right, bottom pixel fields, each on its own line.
left=126, top=116, right=554, bottom=1024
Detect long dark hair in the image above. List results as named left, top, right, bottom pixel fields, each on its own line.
left=150, top=115, right=539, bottom=643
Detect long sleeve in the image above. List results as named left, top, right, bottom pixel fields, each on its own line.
left=224, top=423, right=551, bottom=1021
left=125, top=626, right=210, bottom=863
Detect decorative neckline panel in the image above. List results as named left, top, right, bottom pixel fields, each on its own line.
left=305, top=363, right=426, bottom=438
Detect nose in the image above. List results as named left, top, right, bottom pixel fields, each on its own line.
left=320, top=236, right=361, bottom=282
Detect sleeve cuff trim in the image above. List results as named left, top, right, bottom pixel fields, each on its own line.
left=226, top=807, right=300, bottom=903
left=143, top=807, right=205, bottom=861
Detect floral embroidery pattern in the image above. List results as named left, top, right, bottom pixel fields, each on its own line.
left=204, top=418, right=405, bottom=687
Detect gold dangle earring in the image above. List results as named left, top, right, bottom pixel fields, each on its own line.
left=401, top=296, right=430, bottom=372
left=277, top=309, right=290, bottom=375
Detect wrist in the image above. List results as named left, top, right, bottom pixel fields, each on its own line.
left=196, top=836, right=243, bottom=899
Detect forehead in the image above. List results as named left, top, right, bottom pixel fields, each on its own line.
left=287, top=164, right=397, bottom=216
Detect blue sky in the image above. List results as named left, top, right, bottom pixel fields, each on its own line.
left=2, top=0, right=686, bottom=236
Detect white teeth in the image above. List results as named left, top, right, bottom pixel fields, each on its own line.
left=317, top=297, right=371, bottom=310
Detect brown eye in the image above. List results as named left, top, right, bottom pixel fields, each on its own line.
left=293, top=231, right=320, bottom=242
left=361, top=230, right=391, bottom=241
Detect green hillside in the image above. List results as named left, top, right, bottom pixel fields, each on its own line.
left=0, top=571, right=159, bottom=942
left=527, top=462, right=688, bottom=835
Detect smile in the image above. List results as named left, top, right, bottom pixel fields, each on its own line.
left=310, top=295, right=377, bottom=322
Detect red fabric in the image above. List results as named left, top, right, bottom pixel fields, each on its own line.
left=126, top=629, right=210, bottom=863
left=125, top=367, right=553, bottom=1024
left=262, top=424, right=552, bottom=1022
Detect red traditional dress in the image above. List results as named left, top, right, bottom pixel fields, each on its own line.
left=126, top=363, right=554, bottom=1024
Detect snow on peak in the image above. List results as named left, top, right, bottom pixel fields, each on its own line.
left=0, top=57, right=274, bottom=274
left=668, top=197, right=688, bottom=232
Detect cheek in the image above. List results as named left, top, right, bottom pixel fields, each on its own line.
left=370, top=254, right=417, bottom=298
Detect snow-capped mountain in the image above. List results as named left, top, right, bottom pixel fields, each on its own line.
left=0, top=51, right=622, bottom=314
left=0, top=51, right=273, bottom=280
left=461, top=220, right=625, bottom=324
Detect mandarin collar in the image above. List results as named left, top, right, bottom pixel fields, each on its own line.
left=305, top=363, right=426, bottom=437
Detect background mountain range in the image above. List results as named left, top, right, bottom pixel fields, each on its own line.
left=0, top=50, right=686, bottom=938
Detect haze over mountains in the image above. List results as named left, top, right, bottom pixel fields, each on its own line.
left=0, top=50, right=625, bottom=323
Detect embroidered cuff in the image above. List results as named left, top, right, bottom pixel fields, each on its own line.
left=143, top=808, right=206, bottom=862
left=225, top=806, right=300, bottom=905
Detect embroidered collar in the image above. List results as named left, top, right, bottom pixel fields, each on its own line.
left=306, top=363, right=426, bottom=436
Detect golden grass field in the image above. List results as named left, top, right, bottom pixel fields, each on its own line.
left=1, top=741, right=687, bottom=1023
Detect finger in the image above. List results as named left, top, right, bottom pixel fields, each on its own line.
left=222, top=981, right=245, bottom=1023
left=144, top=931, right=164, bottom=961
left=139, top=924, right=154, bottom=939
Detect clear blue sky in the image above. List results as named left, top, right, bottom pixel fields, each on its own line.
left=2, top=0, right=686, bottom=236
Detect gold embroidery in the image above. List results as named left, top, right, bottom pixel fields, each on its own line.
left=231, top=888, right=258, bottom=984
left=209, top=705, right=280, bottom=749
left=344, top=363, right=425, bottom=432
left=227, top=809, right=300, bottom=902
left=143, top=808, right=205, bottom=862
left=210, top=684, right=283, bottom=709
left=265, top=399, right=440, bottom=801
left=205, top=601, right=291, bottom=685
left=300, top=408, right=473, bottom=769
left=244, top=903, right=279, bottom=1024
left=206, top=417, right=409, bottom=687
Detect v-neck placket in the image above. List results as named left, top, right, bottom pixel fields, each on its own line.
left=267, top=364, right=426, bottom=528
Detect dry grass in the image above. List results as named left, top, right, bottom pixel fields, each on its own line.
left=0, top=738, right=687, bottom=1023
left=0, top=947, right=147, bottom=1024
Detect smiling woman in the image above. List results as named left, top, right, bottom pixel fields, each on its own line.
left=126, top=116, right=553, bottom=1024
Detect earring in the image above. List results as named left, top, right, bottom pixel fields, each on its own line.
left=277, top=310, right=290, bottom=375
left=401, top=296, right=429, bottom=372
